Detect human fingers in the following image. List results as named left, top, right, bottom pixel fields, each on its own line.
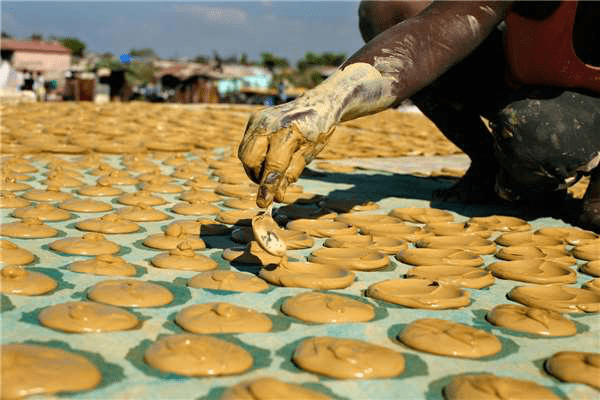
left=238, top=132, right=269, bottom=184
left=256, top=127, right=303, bottom=208
left=275, top=150, right=307, bottom=202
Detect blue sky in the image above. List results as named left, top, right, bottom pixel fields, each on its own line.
left=1, top=1, right=365, bottom=64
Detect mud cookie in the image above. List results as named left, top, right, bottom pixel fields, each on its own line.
left=259, top=261, right=355, bottom=289
left=144, top=334, right=253, bottom=376
left=0, top=240, right=35, bottom=265
left=188, top=270, right=269, bottom=293
left=424, top=221, right=491, bottom=238
left=398, top=318, right=502, bottom=358
left=581, top=260, right=600, bottom=277
left=96, top=170, right=138, bottom=186
left=292, top=336, right=405, bottom=379
left=318, top=198, right=379, bottom=213
left=179, top=189, right=221, bottom=202
left=88, top=279, right=173, bottom=307
left=1, top=218, right=59, bottom=239
left=1, top=343, right=102, bottom=399
left=215, top=183, right=257, bottom=199
left=221, top=377, right=330, bottom=400
left=396, top=248, right=484, bottom=267
left=389, top=207, right=454, bottom=224
left=468, top=215, right=530, bottom=232
left=69, top=255, right=137, bottom=276
left=367, top=279, right=471, bottom=309
left=486, top=304, right=576, bottom=336
left=252, top=213, right=286, bottom=256
left=406, top=266, right=494, bottom=289
left=545, top=351, right=600, bottom=389
left=77, top=183, right=123, bottom=197
left=361, top=223, right=430, bottom=242
left=488, top=259, right=576, bottom=284
left=117, top=190, right=167, bottom=207
left=222, top=241, right=282, bottom=266
left=217, top=209, right=260, bottom=226
left=168, top=218, right=231, bottom=236
left=23, top=185, right=74, bottom=202
left=286, top=219, right=357, bottom=238
left=117, top=204, right=169, bottom=222
left=12, top=203, right=71, bottom=222
left=151, top=242, right=217, bottom=271
left=495, top=245, right=572, bottom=263
left=0, top=176, right=31, bottom=192
left=58, top=198, right=112, bottom=213
left=535, top=226, right=597, bottom=245
left=508, top=285, right=600, bottom=313
left=175, top=302, right=272, bottom=333
left=50, top=233, right=120, bottom=256
left=171, top=200, right=220, bottom=216
left=142, top=179, right=183, bottom=194
left=143, top=224, right=206, bottom=250
left=1, top=266, right=57, bottom=295
left=334, top=213, right=403, bottom=230
left=0, top=191, right=30, bottom=208
left=416, top=235, right=496, bottom=255
left=76, top=213, right=141, bottom=234
left=443, top=374, right=560, bottom=400
left=38, top=301, right=139, bottom=333
left=572, top=240, right=600, bottom=261
left=308, top=247, right=389, bottom=271
left=281, top=292, right=373, bottom=323
left=495, top=231, right=564, bottom=247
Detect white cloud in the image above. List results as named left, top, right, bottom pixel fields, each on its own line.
left=175, top=4, right=247, bottom=24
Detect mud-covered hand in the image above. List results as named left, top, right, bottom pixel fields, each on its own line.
left=238, top=63, right=398, bottom=208
left=238, top=100, right=337, bottom=208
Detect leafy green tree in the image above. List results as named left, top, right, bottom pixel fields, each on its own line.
left=126, top=62, right=155, bottom=85
left=129, top=48, right=156, bottom=58
left=194, top=54, right=209, bottom=64
left=260, top=52, right=289, bottom=69
left=59, top=37, right=86, bottom=57
left=240, top=53, right=250, bottom=65
left=297, top=51, right=346, bottom=71
left=30, top=33, right=43, bottom=40
left=1, top=31, right=13, bottom=38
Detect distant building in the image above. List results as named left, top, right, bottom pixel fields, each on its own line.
left=0, top=39, right=71, bottom=80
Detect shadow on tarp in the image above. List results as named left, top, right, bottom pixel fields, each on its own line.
left=303, top=170, right=580, bottom=222
left=21, top=339, right=126, bottom=394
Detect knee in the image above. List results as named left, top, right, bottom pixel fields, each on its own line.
left=358, top=0, right=431, bottom=43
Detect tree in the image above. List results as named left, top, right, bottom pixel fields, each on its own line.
left=1, top=31, right=12, bottom=39
left=297, top=51, right=346, bottom=71
left=129, top=48, right=156, bottom=58
left=240, top=53, right=250, bottom=65
left=30, top=33, right=43, bottom=41
left=260, top=52, right=289, bottom=70
left=60, top=37, right=86, bottom=57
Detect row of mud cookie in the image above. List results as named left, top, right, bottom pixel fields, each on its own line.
left=2, top=152, right=599, bottom=399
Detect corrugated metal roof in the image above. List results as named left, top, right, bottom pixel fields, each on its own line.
left=0, top=39, right=71, bottom=54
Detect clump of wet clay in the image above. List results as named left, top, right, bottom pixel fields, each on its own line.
left=545, top=351, right=600, bottom=389
left=0, top=240, right=35, bottom=266
left=50, top=233, right=120, bottom=256
left=1, top=343, right=102, bottom=399
left=286, top=219, right=357, bottom=238
left=406, top=266, right=494, bottom=289
left=259, top=261, right=355, bottom=289
left=443, top=374, right=561, bottom=400
left=143, top=224, right=206, bottom=250
left=292, top=336, right=405, bottom=379
left=398, top=318, right=502, bottom=358
left=87, top=279, right=173, bottom=307
left=76, top=214, right=141, bottom=234
left=508, top=285, right=600, bottom=313
left=486, top=304, right=576, bottom=336
left=38, top=301, right=139, bottom=333
left=12, top=203, right=71, bottom=222
left=361, top=223, right=430, bottom=242
left=535, top=226, right=597, bottom=245
left=423, top=221, right=491, bottom=238
left=69, top=255, right=137, bottom=276
left=144, top=334, right=253, bottom=376
left=217, top=209, right=260, bottom=226
left=396, top=248, right=483, bottom=267
left=367, top=278, right=470, bottom=309
left=77, top=183, right=123, bottom=197
left=495, top=245, right=572, bottom=264
left=175, top=302, right=272, bottom=333
left=495, top=231, right=564, bottom=247
left=581, top=260, right=600, bottom=277
left=252, top=213, right=287, bottom=257
left=151, top=242, right=217, bottom=272
left=1, top=266, right=57, bottom=295
left=281, top=291, right=374, bottom=323
left=23, top=186, right=73, bottom=202
left=221, top=377, right=330, bottom=400
left=572, top=240, right=600, bottom=261
left=389, top=207, right=454, bottom=224
left=308, top=247, right=389, bottom=271
left=488, top=259, right=576, bottom=284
